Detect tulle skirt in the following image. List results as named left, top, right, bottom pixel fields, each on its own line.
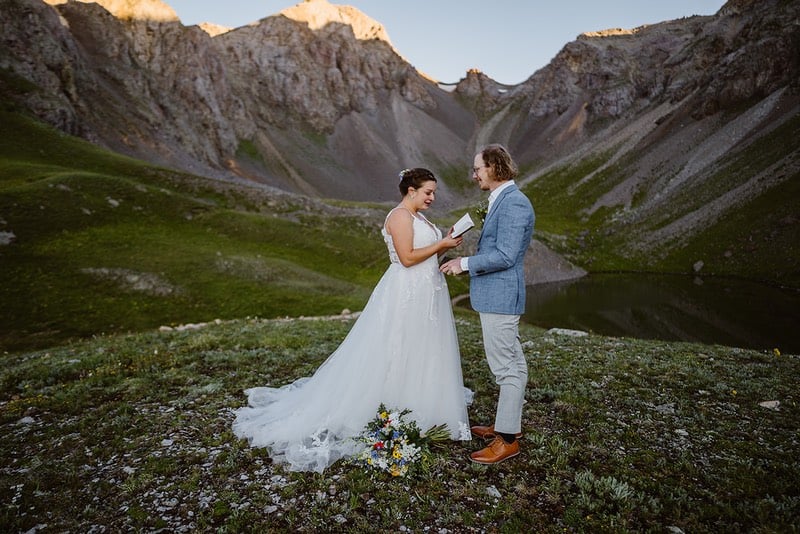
left=232, top=260, right=471, bottom=473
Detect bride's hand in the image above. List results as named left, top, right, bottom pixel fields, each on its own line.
left=441, top=228, right=463, bottom=249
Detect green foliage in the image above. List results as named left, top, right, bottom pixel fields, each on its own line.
left=0, top=110, right=385, bottom=352
left=522, top=151, right=614, bottom=235
left=234, top=139, right=261, bottom=161
left=520, top=112, right=800, bottom=285
left=302, top=127, right=328, bottom=147
left=639, top=113, right=800, bottom=284
left=1, top=316, right=797, bottom=532
left=0, top=68, right=39, bottom=106
left=436, top=162, right=473, bottom=193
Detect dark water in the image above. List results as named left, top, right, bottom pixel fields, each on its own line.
left=519, top=273, right=800, bottom=353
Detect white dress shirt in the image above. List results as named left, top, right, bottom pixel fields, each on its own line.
left=461, top=181, right=516, bottom=272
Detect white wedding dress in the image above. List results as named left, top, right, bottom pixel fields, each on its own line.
left=232, top=208, right=472, bottom=473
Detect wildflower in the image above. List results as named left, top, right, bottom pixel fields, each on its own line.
left=773, top=348, right=781, bottom=357
left=353, top=403, right=447, bottom=478
left=475, top=200, right=489, bottom=225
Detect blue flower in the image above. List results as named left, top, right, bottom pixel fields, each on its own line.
left=354, top=403, right=442, bottom=478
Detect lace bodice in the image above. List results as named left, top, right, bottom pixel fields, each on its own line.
left=381, top=207, right=442, bottom=264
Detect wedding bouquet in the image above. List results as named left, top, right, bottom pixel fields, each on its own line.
left=353, top=404, right=450, bottom=477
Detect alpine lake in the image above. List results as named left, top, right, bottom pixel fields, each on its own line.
left=462, top=273, right=800, bottom=354
left=524, top=273, right=800, bottom=354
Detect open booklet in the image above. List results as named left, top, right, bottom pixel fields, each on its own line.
left=451, top=212, right=475, bottom=238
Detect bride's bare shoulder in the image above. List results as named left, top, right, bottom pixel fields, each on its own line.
left=385, top=206, right=413, bottom=223
left=384, top=207, right=414, bottom=236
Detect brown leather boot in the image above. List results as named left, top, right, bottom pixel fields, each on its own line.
left=470, top=424, right=523, bottom=441
left=469, top=436, right=520, bottom=465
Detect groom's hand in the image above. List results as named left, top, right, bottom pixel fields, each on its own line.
left=440, top=258, right=464, bottom=276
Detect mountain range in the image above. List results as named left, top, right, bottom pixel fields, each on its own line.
left=1, top=0, right=798, bottom=289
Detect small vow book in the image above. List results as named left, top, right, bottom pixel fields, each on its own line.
left=451, top=212, right=475, bottom=238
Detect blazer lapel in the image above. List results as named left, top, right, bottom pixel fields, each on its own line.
left=484, top=184, right=517, bottom=224
left=478, top=184, right=517, bottom=247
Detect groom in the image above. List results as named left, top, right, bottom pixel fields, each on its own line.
left=440, top=144, right=534, bottom=464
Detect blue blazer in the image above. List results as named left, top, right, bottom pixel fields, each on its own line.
left=469, top=184, right=535, bottom=315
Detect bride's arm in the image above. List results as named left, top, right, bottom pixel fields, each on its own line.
left=386, top=210, right=462, bottom=267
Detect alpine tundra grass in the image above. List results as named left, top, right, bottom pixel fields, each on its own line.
left=1, top=314, right=797, bottom=532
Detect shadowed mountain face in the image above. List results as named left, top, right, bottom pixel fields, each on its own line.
left=1, top=0, right=476, bottom=206
left=1, top=0, right=798, bottom=284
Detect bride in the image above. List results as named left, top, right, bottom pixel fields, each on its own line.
left=232, top=168, right=472, bottom=473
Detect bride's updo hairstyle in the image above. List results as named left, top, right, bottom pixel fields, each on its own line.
left=481, top=144, right=518, bottom=182
left=398, top=168, right=437, bottom=196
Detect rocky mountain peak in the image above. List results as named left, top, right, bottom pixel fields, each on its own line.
left=279, top=0, right=391, bottom=43
left=579, top=27, right=643, bottom=39
left=198, top=22, right=231, bottom=37
left=44, top=0, right=178, bottom=22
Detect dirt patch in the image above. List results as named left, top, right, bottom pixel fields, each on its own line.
left=80, top=268, right=181, bottom=296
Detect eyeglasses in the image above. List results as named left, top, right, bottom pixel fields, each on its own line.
left=472, top=165, right=487, bottom=174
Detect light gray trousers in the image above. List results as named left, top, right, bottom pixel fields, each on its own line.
left=480, top=312, right=528, bottom=434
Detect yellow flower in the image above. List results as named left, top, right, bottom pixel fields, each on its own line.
left=731, top=389, right=737, bottom=396
left=773, top=348, right=781, bottom=357
left=380, top=411, right=388, bottom=419
left=393, top=448, right=402, bottom=459
left=390, top=465, right=401, bottom=476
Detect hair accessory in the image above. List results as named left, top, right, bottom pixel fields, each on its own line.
left=398, top=168, right=412, bottom=181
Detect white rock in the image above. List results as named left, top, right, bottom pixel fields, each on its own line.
left=0, top=231, right=16, bottom=245
left=758, top=400, right=780, bottom=410
left=486, top=485, right=501, bottom=499
left=546, top=328, right=588, bottom=337
left=655, top=403, right=676, bottom=414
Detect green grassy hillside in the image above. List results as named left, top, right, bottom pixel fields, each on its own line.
left=523, top=113, right=800, bottom=286
left=0, top=111, right=388, bottom=352
left=3, top=106, right=797, bottom=353
left=1, top=315, right=797, bottom=531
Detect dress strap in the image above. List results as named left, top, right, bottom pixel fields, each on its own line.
left=383, top=206, right=415, bottom=233
left=416, top=211, right=434, bottom=227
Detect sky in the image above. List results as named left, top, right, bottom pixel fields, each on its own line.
left=166, top=0, right=727, bottom=85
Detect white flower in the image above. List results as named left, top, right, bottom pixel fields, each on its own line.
left=354, top=403, right=450, bottom=477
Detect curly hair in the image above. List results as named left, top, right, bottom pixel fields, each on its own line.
left=480, top=144, right=518, bottom=182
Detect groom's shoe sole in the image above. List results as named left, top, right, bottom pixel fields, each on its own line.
left=469, top=436, right=520, bottom=465
left=470, top=424, right=523, bottom=441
